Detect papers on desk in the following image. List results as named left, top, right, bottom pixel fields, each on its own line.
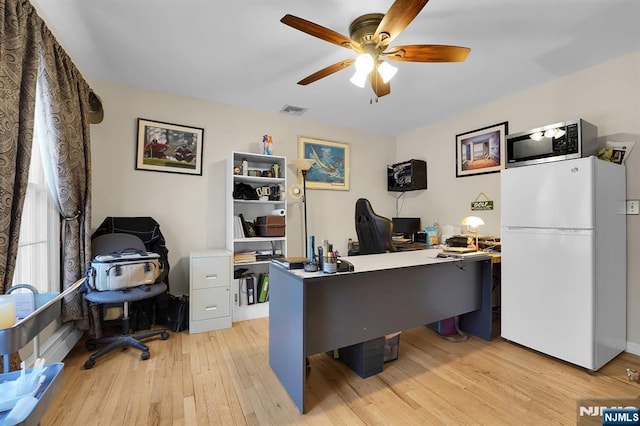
left=438, top=250, right=490, bottom=259
left=391, top=235, right=412, bottom=243
left=441, top=246, right=475, bottom=254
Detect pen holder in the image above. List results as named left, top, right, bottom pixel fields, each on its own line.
left=322, top=261, right=337, bottom=274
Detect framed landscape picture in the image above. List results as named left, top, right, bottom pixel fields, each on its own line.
left=456, top=121, right=508, bottom=177
left=136, top=118, right=204, bottom=176
left=298, top=136, right=350, bottom=190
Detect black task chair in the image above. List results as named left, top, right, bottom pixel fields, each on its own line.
left=355, top=198, right=397, bottom=254
left=83, top=233, right=169, bottom=369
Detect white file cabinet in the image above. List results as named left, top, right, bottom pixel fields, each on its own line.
left=189, top=250, right=232, bottom=334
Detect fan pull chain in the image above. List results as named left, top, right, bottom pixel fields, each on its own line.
left=369, top=96, right=379, bottom=104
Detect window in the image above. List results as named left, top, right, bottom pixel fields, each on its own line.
left=12, top=117, right=60, bottom=294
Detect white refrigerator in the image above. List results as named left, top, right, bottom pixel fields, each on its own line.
left=500, top=156, right=626, bottom=370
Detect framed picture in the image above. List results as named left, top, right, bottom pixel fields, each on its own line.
left=136, top=118, right=204, bottom=176
left=298, top=136, right=350, bottom=190
left=456, top=121, right=508, bottom=177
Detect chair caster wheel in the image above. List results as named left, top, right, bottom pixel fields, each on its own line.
left=84, top=359, right=95, bottom=369
left=141, top=351, right=150, bottom=361
left=161, top=332, right=169, bottom=340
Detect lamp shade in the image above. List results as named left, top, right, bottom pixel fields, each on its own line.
left=377, top=61, right=398, bottom=83
left=354, top=53, right=374, bottom=73
left=461, top=216, right=484, bottom=228
left=291, top=158, right=315, bottom=172
left=461, top=216, right=484, bottom=251
left=349, top=70, right=368, bottom=88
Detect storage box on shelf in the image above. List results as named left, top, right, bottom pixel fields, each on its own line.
left=226, top=151, right=287, bottom=322
left=256, top=215, right=285, bottom=237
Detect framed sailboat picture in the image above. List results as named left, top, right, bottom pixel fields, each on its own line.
left=298, top=136, right=350, bottom=190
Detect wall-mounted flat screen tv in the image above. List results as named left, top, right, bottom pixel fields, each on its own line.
left=387, top=159, right=427, bottom=192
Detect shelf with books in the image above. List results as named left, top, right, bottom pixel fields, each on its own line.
left=232, top=271, right=271, bottom=321
left=226, top=151, right=287, bottom=322
left=234, top=175, right=285, bottom=185
left=234, top=199, right=284, bottom=205
left=233, top=236, right=286, bottom=243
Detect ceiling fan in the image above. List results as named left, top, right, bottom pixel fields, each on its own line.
left=280, top=0, right=470, bottom=98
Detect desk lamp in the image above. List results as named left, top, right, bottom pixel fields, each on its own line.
left=461, top=216, right=484, bottom=251
left=290, top=158, right=315, bottom=258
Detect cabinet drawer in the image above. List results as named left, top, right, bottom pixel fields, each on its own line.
left=191, top=287, right=230, bottom=321
left=191, top=256, right=230, bottom=289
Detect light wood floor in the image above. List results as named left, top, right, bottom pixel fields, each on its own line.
left=42, top=318, right=640, bottom=425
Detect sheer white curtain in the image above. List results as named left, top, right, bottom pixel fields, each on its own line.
left=12, top=114, right=60, bottom=293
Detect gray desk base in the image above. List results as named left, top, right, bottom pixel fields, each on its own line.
left=269, top=257, right=492, bottom=413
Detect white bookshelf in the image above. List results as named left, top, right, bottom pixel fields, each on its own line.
left=226, top=151, right=287, bottom=322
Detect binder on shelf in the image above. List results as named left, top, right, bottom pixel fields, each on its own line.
left=246, top=274, right=256, bottom=305
left=258, top=273, right=270, bottom=303
left=236, top=278, right=243, bottom=307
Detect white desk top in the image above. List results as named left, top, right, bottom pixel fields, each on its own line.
left=345, top=249, right=454, bottom=271
left=276, top=249, right=490, bottom=278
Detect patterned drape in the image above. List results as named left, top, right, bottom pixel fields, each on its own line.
left=0, top=0, right=40, bottom=372
left=0, top=0, right=39, bottom=295
left=0, top=0, right=96, bottom=370
left=35, top=22, right=94, bottom=333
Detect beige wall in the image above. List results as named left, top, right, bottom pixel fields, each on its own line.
left=88, top=82, right=396, bottom=296
left=395, top=51, right=640, bottom=349
left=90, top=51, right=640, bottom=349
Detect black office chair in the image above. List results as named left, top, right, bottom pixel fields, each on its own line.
left=83, top=233, right=169, bottom=369
left=355, top=198, right=397, bottom=254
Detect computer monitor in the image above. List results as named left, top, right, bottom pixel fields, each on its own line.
left=392, top=217, right=421, bottom=239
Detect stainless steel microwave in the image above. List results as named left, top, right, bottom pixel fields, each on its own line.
left=505, top=119, right=599, bottom=168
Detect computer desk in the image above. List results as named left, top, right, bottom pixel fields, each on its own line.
left=268, top=249, right=495, bottom=413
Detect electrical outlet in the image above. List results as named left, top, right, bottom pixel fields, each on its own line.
left=627, top=200, right=639, bottom=215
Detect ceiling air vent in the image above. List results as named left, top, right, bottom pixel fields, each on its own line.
left=279, top=105, right=308, bottom=116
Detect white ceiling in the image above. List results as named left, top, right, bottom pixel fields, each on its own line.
left=31, top=0, right=640, bottom=136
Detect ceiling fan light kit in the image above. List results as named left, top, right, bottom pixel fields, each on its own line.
left=349, top=70, right=368, bottom=88
left=280, top=0, right=470, bottom=97
left=349, top=53, right=374, bottom=87
left=349, top=53, right=398, bottom=88
left=377, top=61, right=397, bottom=83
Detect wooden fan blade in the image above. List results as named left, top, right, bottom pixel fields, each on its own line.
left=281, top=14, right=361, bottom=51
left=297, top=59, right=355, bottom=85
left=385, top=45, right=471, bottom=62
left=374, top=0, right=430, bottom=47
left=369, top=73, right=391, bottom=97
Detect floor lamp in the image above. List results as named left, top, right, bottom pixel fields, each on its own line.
left=290, top=158, right=315, bottom=258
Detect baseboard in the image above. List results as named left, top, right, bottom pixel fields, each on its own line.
left=232, top=302, right=269, bottom=322
left=22, top=323, right=82, bottom=368
left=626, top=341, right=640, bottom=357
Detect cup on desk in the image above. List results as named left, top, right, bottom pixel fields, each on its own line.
left=0, top=295, right=16, bottom=328
left=322, top=260, right=337, bottom=274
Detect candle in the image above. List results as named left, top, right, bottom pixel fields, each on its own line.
left=0, top=296, right=16, bottom=328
